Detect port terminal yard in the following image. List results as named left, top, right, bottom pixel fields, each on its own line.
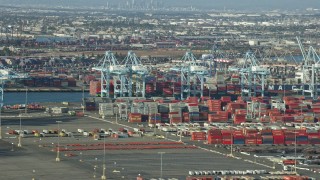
left=0, top=102, right=319, bottom=179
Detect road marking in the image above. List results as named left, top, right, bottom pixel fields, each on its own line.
left=87, top=115, right=274, bottom=169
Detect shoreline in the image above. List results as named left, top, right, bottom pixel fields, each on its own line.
left=4, top=88, right=89, bottom=92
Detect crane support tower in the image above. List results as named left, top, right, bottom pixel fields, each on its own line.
left=239, top=51, right=270, bottom=100
left=297, top=37, right=320, bottom=99
left=171, top=51, right=209, bottom=100
left=122, top=51, right=148, bottom=97
left=92, top=51, right=128, bottom=98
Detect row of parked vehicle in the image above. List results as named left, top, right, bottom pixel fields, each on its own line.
left=188, top=170, right=268, bottom=176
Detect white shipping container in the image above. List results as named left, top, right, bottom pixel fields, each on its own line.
left=99, top=103, right=114, bottom=115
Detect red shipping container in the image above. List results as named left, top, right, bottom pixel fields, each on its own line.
left=233, top=135, right=245, bottom=139
left=207, top=138, right=222, bottom=144
left=170, top=117, right=182, bottom=124
left=186, top=177, right=213, bottom=180
left=245, top=138, right=257, bottom=145
left=234, top=114, right=246, bottom=124
left=283, top=160, right=296, bottom=165
left=207, top=135, right=222, bottom=139
left=184, top=117, right=190, bottom=123
left=191, top=132, right=206, bottom=141
left=222, top=139, right=232, bottom=145
left=273, top=135, right=285, bottom=144
left=207, top=129, right=222, bottom=136
left=256, top=138, right=263, bottom=144
left=221, top=96, right=231, bottom=103
left=221, top=130, right=233, bottom=136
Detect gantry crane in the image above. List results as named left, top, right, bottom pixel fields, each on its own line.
left=171, top=51, right=209, bottom=100
left=297, top=37, right=320, bottom=99
left=122, top=51, right=148, bottom=97
left=202, top=45, right=231, bottom=77
left=0, top=65, right=28, bottom=106
left=239, top=51, right=270, bottom=100
left=92, top=51, right=127, bottom=98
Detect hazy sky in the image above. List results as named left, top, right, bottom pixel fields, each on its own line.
left=0, top=0, right=319, bottom=10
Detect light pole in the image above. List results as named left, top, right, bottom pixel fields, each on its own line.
left=11, top=142, right=14, bottom=151
left=79, top=152, right=83, bottom=162
left=0, top=103, right=2, bottom=139
left=294, top=131, right=297, bottom=174
left=93, top=157, right=98, bottom=178
left=116, top=113, right=118, bottom=124
left=56, top=121, right=62, bottom=162
left=158, top=152, right=165, bottom=179
left=254, top=154, right=257, bottom=164
left=230, top=133, right=233, bottom=157
left=153, top=113, right=156, bottom=135
left=25, top=86, right=28, bottom=114
left=32, top=169, right=35, bottom=180
left=82, top=85, right=85, bottom=114
left=17, top=112, right=22, bottom=147
left=101, top=135, right=106, bottom=180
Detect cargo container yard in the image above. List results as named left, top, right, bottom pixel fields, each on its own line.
left=1, top=106, right=318, bottom=180
left=2, top=47, right=320, bottom=179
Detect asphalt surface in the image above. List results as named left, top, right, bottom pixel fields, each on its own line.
left=1, top=108, right=320, bottom=179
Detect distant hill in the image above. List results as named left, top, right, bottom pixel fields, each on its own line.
left=1, top=0, right=319, bottom=11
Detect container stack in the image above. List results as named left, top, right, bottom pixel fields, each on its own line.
left=261, top=129, right=273, bottom=144
left=146, top=102, right=158, bottom=114
left=296, top=130, right=308, bottom=145
left=130, top=103, right=140, bottom=113
left=217, top=111, right=229, bottom=121
left=245, top=136, right=257, bottom=145
left=158, top=103, right=169, bottom=113
left=308, top=135, right=320, bottom=144
left=183, top=112, right=190, bottom=123
left=172, top=82, right=181, bottom=95
left=233, top=130, right=245, bottom=144
left=311, top=103, right=320, bottom=113
left=145, top=83, right=155, bottom=94
left=137, top=102, right=146, bottom=114
left=221, top=130, right=232, bottom=145
left=128, top=113, right=142, bottom=123
left=148, top=113, right=161, bottom=125
left=191, top=131, right=206, bottom=141
left=199, top=112, right=208, bottom=121
left=169, top=112, right=182, bottom=124
left=272, top=129, right=285, bottom=144
left=207, top=129, right=222, bottom=144
left=207, top=100, right=222, bottom=112
left=304, top=112, right=315, bottom=122
left=85, top=102, right=96, bottom=111
left=169, top=103, right=180, bottom=112
left=169, top=103, right=182, bottom=124
left=227, top=102, right=246, bottom=114
left=117, top=103, right=128, bottom=119
left=99, top=103, right=114, bottom=116
left=188, top=103, right=200, bottom=122
left=89, top=81, right=101, bottom=96
left=233, top=114, right=246, bottom=124
left=221, top=96, right=231, bottom=104
left=199, top=105, right=209, bottom=112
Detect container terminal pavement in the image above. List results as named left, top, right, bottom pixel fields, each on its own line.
left=0, top=100, right=320, bottom=179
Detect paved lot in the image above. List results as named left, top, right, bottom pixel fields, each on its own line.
left=0, top=110, right=320, bottom=179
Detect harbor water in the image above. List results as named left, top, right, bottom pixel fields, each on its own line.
left=3, top=92, right=90, bottom=105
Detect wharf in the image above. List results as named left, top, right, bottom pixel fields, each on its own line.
left=4, top=88, right=89, bottom=92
